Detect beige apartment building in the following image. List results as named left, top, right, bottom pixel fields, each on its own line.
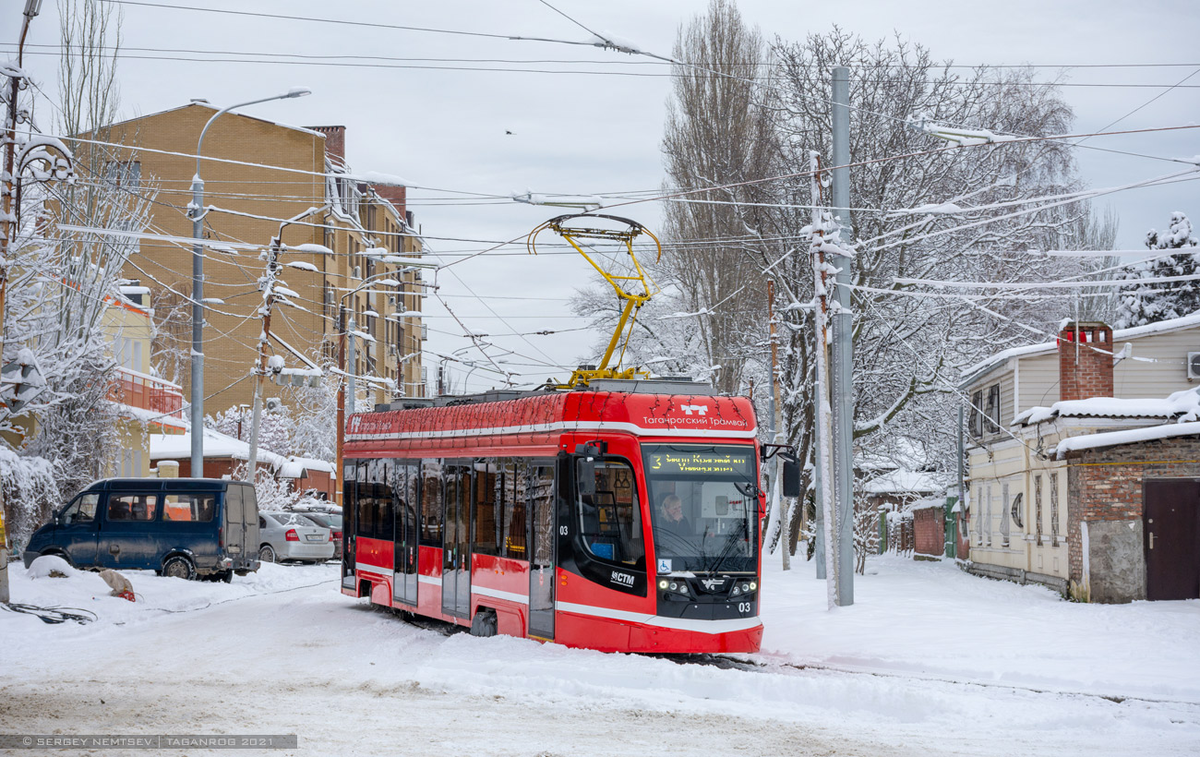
left=87, top=103, right=426, bottom=420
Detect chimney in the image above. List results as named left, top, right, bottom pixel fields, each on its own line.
left=374, top=185, right=407, bottom=219
left=307, top=125, right=346, bottom=165
left=1058, top=321, right=1113, bottom=401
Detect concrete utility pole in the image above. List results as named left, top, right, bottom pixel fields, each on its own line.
left=346, top=315, right=357, bottom=417
left=809, top=151, right=838, bottom=609
left=831, top=65, right=855, bottom=606
left=246, top=238, right=282, bottom=482
left=766, top=279, right=789, bottom=571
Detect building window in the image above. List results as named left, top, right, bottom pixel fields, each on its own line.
left=974, top=487, right=982, bottom=545
left=1000, top=483, right=1010, bottom=546
left=969, top=391, right=983, bottom=437
left=104, top=160, right=141, bottom=189
left=985, top=384, right=1001, bottom=434
left=969, top=384, right=1002, bottom=438
left=1050, top=472, right=1060, bottom=544
left=984, top=484, right=993, bottom=544
left=1034, top=474, right=1043, bottom=546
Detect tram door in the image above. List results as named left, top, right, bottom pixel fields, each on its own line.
left=392, top=462, right=418, bottom=607
left=441, top=463, right=472, bottom=618
left=528, top=463, right=556, bottom=640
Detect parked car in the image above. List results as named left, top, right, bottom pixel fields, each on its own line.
left=258, top=512, right=334, bottom=564
left=299, top=512, right=343, bottom=560
left=22, top=478, right=259, bottom=581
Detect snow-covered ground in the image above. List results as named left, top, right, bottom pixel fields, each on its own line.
left=2, top=553, right=1197, bottom=756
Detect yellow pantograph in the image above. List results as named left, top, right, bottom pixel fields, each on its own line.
left=528, top=214, right=662, bottom=389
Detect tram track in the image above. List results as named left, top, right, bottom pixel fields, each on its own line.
left=371, top=604, right=1197, bottom=712
left=673, top=653, right=1200, bottom=710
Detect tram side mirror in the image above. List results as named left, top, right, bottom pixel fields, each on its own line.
left=782, top=457, right=802, bottom=498
left=575, top=442, right=605, bottom=496
left=578, top=457, right=596, bottom=496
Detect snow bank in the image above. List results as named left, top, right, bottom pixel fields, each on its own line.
left=27, top=554, right=81, bottom=579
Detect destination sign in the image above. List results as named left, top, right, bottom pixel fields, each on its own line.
left=644, top=446, right=755, bottom=478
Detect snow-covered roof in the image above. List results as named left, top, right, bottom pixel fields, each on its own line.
left=148, top=427, right=335, bottom=479
left=959, top=310, right=1200, bottom=386
left=909, top=497, right=947, bottom=512
left=862, top=469, right=945, bottom=496
left=1054, top=421, right=1200, bottom=459
left=277, top=455, right=336, bottom=479
left=148, top=427, right=288, bottom=468
left=1013, top=388, right=1200, bottom=427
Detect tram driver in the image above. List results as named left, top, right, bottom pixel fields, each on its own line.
left=658, top=494, right=692, bottom=536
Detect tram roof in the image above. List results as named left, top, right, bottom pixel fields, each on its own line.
left=346, top=379, right=757, bottom=453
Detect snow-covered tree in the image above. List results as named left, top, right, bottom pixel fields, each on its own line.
left=283, top=366, right=338, bottom=462
left=1, top=0, right=153, bottom=539
left=1114, top=211, right=1200, bottom=328
left=581, top=16, right=1110, bottom=565
left=207, top=403, right=294, bottom=458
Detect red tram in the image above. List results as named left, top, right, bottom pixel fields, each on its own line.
left=341, top=379, right=767, bottom=654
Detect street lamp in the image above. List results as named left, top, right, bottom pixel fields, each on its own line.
left=188, top=88, right=310, bottom=478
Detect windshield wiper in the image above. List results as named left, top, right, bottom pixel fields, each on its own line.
left=702, top=518, right=749, bottom=575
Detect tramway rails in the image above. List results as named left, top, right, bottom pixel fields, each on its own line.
left=341, top=378, right=779, bottom=654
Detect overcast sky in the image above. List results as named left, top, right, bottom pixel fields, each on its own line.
left=8, top=0, right=1199, bottom=393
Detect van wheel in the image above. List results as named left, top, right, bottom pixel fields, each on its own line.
left=469, top=608, right=498, bottom=638
left=259, top=544, right=277, bottom=563
left=215, top=570, right=233, bottom=583
left=162, top=555, right=196, bottom=581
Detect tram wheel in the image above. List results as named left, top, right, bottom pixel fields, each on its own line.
left=469, top=608, right=497, bottom=638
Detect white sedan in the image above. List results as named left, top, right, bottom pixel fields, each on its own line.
left=258, top=511, right=335, bottom=563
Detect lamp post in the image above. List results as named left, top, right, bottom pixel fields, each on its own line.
left=334, top=271, right=405, bottom=504
left=189, top=87, right=310, bottom=479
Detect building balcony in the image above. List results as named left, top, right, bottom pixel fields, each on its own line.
left=110, top=366, right=185, bottom=419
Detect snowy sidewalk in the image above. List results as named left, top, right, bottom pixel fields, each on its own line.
left=758, top=552, right=1200, bottom=703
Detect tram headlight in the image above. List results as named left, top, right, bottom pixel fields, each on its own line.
left=732, top=581, right=756, bottom=596
left=659, top=579, right=691, bottom=598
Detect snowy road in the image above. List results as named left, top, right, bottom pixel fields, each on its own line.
left=2, top=556, right=1198, bottom=756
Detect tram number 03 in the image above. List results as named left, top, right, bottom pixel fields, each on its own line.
left=738, top=602, right=752, bottom=614
left=560, top=525, right=569, bottom=536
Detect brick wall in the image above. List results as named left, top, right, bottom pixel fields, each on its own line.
left=913, top=506, right=945, bottom=556
left=1058, top=322, right=1113, bottom=401
left=1064, top=436, right=1200, bottom=584
left=309, top=125, right=345, bottom=163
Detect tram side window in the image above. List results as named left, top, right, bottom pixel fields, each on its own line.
left=355, top=461, right=376, bottom=539
left=577, top=459, right=644, bottom=567
left=531, top=464, right=554, bottom=567
left=373, top=458, right=395, bottom=541
left=396, top=461, right=419, bottom=544
left=472, top=461, right=501, bottom=555
left=420, top=459, right=443, bottom=545
left=343, top=460, right=357, bottom=541
left=503, top=459, right=527, bottom=558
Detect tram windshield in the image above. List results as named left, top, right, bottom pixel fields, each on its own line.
left=642, top=444, right=758, bottom=575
